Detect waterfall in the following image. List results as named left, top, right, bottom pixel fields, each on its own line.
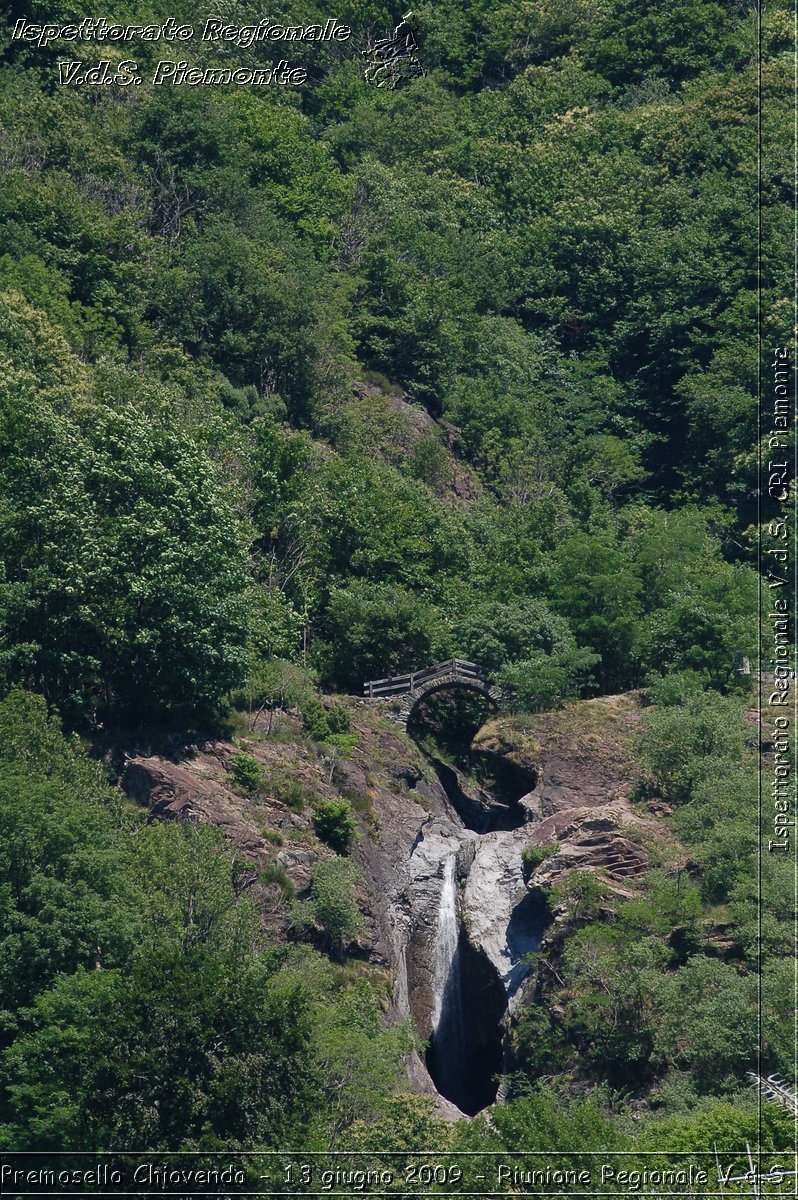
left=427, top=849, right=506, bottom=1114
left=431, top=853, right=460, bottom=1031
left=427, top=851, right=471, bottom=1109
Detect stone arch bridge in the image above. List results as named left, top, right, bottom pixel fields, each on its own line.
left=364, top=659, right=503, bottom=730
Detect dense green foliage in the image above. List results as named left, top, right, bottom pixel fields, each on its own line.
left=0, top=0, right=791, bottom=1170
left=0, top=0, right=785, bottom=717
left=511, top=688, right=793, bottom=1109
left=0, top=691, right=406, bottom=1149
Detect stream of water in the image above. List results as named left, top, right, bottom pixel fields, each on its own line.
left=431, top=853, right=462, bottom=1033
left=411, top=705, right=550, bottom=1114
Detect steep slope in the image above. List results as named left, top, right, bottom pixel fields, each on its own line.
left=117, top=691, right=669, bottom=1116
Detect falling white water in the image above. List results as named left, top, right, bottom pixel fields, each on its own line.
left=431, top=853, right=461, bottom=1031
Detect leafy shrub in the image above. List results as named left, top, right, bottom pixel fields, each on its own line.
left=325, top=704, right=351, bottom=735
left=230, top=751, right=263, bottom=792
left=301, top=695, right=333, bottom=741
left=291, top=858, right=364, bottom=958
left=231, top=657, right=308, bottom=730
left=640, top=693, right=750, bottom=804
left=323, top=732, right=358, bottom=757
left=313, top=798, right=358, bottom=854
left=643, top=670, right=708, bottom=707
left=301, top=694, right=353, bottom=746
left=362, top=369, right=402, bottom=396
left=410, top=437, right=452, bottom=493
left=551, top=870, right=608, bottom=921
left=319, top=580, right=450, bottom=694
left=500, top=653, right=597, bottom=711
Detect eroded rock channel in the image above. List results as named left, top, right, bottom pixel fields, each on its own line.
left=118, top=691, right=651, bottom=1121
left=401, top=698, right=550, bottom=1115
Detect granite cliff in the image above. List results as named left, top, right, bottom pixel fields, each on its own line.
left=117, top=691, right=661, bottom=1117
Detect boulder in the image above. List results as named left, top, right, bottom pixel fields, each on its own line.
left=462, top=829, right=547, bottom=1003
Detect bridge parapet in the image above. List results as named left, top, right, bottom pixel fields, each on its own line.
left=364, top=660, right=502, bottom=730
left=363, top=658, right=486, bottom=698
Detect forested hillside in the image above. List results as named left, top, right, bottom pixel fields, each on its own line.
left=0, top=0, right=793, bottom=1180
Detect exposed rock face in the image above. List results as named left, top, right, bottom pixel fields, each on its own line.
left=121, top=739, right=328, bottom=900
left=117, top=691, right=660, bottom=1118
left=472, top=724, right=539, bottom=786
left=426, top=756, right=504, bottom=831
left=536, top=755, right=626, bottom=813
left=349, top=383, right=482, bottom=508
left=123, top=751, right=298, bottom=872
left=472, top=695, right=657, bottom=891
left=529, top=805, right=650, bottom=884
left=119, top=714, right=471, bottom=1114
left=462, top=830, right=547, bottom=1003
left=404, top=819, right=474, bottom=1042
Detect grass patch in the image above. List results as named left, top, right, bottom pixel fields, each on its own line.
left=261, top=862, right=294, bottom=902
left=336, top=782, right=373, bottom=815
left=274, top=776, right=313, bottom=813
left=522, top=843, right=559, bottom=871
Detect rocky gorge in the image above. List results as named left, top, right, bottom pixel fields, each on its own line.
left=117, top=690, right=659, bottom=1119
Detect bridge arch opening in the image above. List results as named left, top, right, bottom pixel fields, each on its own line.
left=405, top=683, right=532, bottom=835
left=405, top=683, right=497, bottom=757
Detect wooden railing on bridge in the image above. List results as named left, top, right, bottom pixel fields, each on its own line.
left=363, top=659, right=486, bottom=699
